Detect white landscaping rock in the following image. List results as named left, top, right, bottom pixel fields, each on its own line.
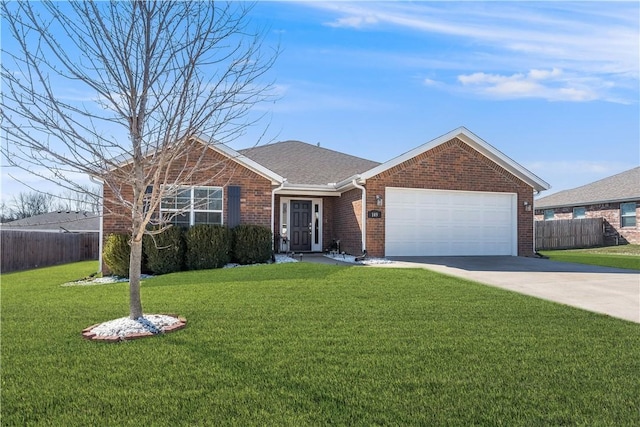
left=90, top=314, right=180, bottom=337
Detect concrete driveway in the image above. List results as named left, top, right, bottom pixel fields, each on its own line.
left=384, top=256, right=640, bottom=323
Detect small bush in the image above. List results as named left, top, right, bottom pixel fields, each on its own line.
left=103, top=233, right=130, bottom=277
left=143, top=227, right=185, bottom=275
left=185, top=224, right=231, bottom=270
left=232, top=224, right=272, bottom=265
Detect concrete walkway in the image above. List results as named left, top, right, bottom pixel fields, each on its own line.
left=296, top=253, right=356, bottom=266
left=381, top=256, right=640, bottom=323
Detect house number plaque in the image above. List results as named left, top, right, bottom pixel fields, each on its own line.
left=368, top=210, right=382, bottom=218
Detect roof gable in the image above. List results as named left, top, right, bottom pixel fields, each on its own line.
left=106, top=136, right=285, bottom=184
left=359, top=127, right=550, bottom=192
left=239, top=140, right=380, bottom=185
left=535, top=166, right=640, bottom=209
left=193, top=136, right=285, bottom=184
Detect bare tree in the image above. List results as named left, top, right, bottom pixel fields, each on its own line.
left=56, top=185, right=101, bottom=213
left=9, top=191, right=56, bottom=220
left=0, top=200, right=14, bottom=223
left=1, top=1, right=277, bottom=319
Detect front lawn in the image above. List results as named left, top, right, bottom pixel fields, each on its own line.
left=540, top=244, right=640, bottom=270
left=2, top=261, right=639, bottom=426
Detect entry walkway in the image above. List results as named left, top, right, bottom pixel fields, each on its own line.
left=382, top=256, right=640, bottom=324
left=296, top=253, right=356, bottom=266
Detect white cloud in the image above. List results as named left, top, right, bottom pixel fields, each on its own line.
left=528, top=68, right=562, bottom=80
left=422, top=78, right=442, bottom=87
left=302, top=2, right=638, bottom=103
left=325, top=14, right=379, bottom=29
left=456, top=68, right=604, bottom=102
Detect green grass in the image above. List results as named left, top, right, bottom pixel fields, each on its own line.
left=540, top=244, right=640, bottom=270
left=2, top=261, right=639, bottom=426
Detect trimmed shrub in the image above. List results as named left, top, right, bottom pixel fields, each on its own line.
left=143, top=227, right=185, bottom=275
left=232, top=224, right=272, bottom=265
left=103, top=233, right=130, bottom=277
left=185, top=224, right=231, bottom=270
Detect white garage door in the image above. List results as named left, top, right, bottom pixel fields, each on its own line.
left=385, top=188, right=517, bottom=256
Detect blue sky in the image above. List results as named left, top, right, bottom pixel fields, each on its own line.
left=2, top=1, right=639, bottom=202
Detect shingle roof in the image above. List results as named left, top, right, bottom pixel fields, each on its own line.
left=239, top=140, right=380, bottom=185
left=535, top=167, right=640, bottom=209
left=1, top=211, right=100, bottom=232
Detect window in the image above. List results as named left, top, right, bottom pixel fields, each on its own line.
left=620, top=202, right=636, bottom=227
left=573, top=207, right=586, bottom=219
left=544, top=209, right=554, bottom=221
left=314, top=203, right=319, bottom=245
left=161, top=186, right=223, bottom=227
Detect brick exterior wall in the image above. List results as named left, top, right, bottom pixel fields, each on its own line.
left=535, top=201, right=640, bottom=245
left=102, top=148, right=273, bottom=271
left=332, top=188, right=364, bottom=255
left=362, top=137, right=536, bottom=257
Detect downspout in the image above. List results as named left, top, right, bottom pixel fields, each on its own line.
left=352, top=179, right=366, bottom=253
left=271, top=180, right=286, bottom=251
left=89, top=175, right=104, bottom=274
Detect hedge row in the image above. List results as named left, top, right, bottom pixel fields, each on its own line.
left=103, top=224, right=272, bottom=276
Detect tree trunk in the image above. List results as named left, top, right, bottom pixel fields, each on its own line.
left=129, top=238, right=144, bottom=319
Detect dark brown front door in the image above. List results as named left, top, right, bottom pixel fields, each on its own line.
left=290, top=200, right=311, bottom=251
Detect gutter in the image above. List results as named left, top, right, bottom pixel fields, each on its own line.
left=334, top=174, right=361, bottom=191
left=89, top=175, right=104, bottom=274
left=351, top=178, right=367, bottom=252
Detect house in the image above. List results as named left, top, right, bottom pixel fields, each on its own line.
left=0, top=211, right=100, bottom=233
left=101, top=127, right=550, bottom=260
left=534, top=167, right=640, bottom=245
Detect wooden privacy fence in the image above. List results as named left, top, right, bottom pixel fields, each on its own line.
left=535, top=218, right=604, bottom=250
left=1, top=230, right=99, bottom=273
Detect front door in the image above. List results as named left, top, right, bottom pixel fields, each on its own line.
left=290, top=200, right=311, bottom=251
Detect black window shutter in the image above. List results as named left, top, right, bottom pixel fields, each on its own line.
left=227, top=186, right=241, bottom=228
left=143, top=185, right=153, bottom=215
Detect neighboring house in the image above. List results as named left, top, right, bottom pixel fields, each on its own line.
left=101, top=127, right=549, bottom=260
left=0, top=211, right=100, bottom=233
left=1, top=211, right=100, bottom=272
left=534, top=167, right=640, bottom=245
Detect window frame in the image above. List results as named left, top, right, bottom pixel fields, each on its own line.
left=160, top=186, right=224, bottom=227
left=620, top=202, right=636, bottom=228
left=572, top=207, right=586, bottom=219
left=543, top=209, right=555, bottom=221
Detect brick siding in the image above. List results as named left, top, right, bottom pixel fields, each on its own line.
left=535, top=201, right=640, bottom=245
left=363, top=137, right=535, bottom=257
left=332, top=188, right=363, bottom=255
left=102, top=147, right=273, bottom=272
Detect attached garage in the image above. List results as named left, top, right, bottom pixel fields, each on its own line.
left=385, top=187, right=517, bottom=256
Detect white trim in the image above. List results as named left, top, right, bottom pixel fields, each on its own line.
left=279, top=197, right=323, bottom=252
left=195, top=135, right=285, bottom=184
left=360, top=127, right=550, bottom=192
left=352, top=179, right=366, bottom=252
left=271, top=182, right=286, bottom=250
left=89, top=175, right=104, bottom=274
left=109, top=136, right=285, bottom=185
left=160, top=185, right=224, bottom=226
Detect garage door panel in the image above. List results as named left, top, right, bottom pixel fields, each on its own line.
left=385, top=187, right=516, bottom=256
